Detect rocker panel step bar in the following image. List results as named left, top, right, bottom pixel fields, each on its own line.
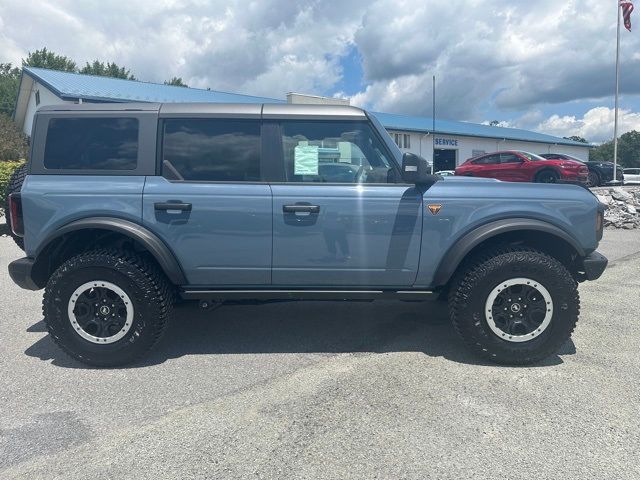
left=180, top=289, right=436, bottom=301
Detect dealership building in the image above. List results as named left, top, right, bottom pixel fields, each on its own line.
left=14, top=66, right=590, bottom=171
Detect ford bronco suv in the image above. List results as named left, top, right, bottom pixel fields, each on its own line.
left=6, top=103, right=608, bottom=367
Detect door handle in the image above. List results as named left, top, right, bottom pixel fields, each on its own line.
left=283, top=204, right=320, bottom=214
left=154, top=202, right=192, bottom=212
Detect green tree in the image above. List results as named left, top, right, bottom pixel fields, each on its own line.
left=589, top=130, right=640, bottom=167
left=617, top=130, right=640, bottom=167
left=564, top=135, right=588, bottom=144
left=22, top=48, right=76, bottom=72
left=80, top=60, right=136, bottom=80
left=0, top=63, right=21, bottom=117
left=164, top=77, right=188, bottom=87
left=0, top=113, right=29, bottom=160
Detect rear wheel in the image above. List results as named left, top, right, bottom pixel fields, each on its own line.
left=3, top=163, right=27, bottom=250
left=43, top=250, right=173, bottom=367
left=586, top=171, right=601, bottom=188
left=535, top=169, right=559, bottom=183
left=449, top=246, right=579, bottom=365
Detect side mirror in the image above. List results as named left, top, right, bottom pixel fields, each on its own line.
left=401, top=153, right=440, bottom=186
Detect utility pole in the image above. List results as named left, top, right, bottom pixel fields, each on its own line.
left=613, top=0, right=622, bottom=182
left=432, top=75, right=436, bottom=174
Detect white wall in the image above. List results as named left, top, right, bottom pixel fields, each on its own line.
left=386, top=130, right=591, bottom=166
left=22, top=81, right=73, bottom=136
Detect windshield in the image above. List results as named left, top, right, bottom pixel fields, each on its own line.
left=520, top=152, right=546, bottom=161
left=540, top=153, right=586, bottom=163
left=562, top=154, right=585, bottom=163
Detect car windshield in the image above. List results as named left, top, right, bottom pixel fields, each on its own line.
left=519, top=152, right=546, bottom=161
left=562, top=154, right=585, bottom=163
left=540, top=153, right=585, bottom=163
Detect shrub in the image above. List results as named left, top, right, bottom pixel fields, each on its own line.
left=0, top=114, right=29, bottom=161
left=0, top=160, right=25, bottom=202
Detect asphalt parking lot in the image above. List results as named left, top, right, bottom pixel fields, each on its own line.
left=1, top=228, right=639, bottom=479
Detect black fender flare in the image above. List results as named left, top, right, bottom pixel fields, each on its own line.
left=35, top=217, right=187, bottom=285
left=432, top=218, right=585, bottom=287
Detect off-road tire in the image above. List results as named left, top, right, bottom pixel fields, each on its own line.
left=449, top=246, right=579, bottom=365
left=43, top=250, right=174, bottom=367
left=3, top=163, right=27, bottom=250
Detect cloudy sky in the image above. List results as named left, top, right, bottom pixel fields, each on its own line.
left=1, top=0, right=639, bottom=142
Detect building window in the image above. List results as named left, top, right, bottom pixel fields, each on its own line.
left=403, top=134, right=411, bottom=149
left=35, top=90, right=40, bottom=106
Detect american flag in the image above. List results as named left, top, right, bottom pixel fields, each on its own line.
left=621, top=1, right=634, bottom=32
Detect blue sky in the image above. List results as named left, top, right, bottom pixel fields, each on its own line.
left=1, top=0, right=639, bottom=142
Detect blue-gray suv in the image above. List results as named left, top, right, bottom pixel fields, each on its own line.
left=6, top=103, right=608, bottom=367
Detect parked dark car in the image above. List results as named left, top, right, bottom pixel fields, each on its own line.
left=539, top=154, right=624, bottom=187
left=455, top=151, right=588, bottom=184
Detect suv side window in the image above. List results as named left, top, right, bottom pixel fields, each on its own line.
left=281, top=121, right=396, bottom=184
left=162, top=118, right=261, bottom=182
left=44, top=118, right=138, bottom=170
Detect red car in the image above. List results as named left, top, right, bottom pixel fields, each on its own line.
left=455, top=151, right=588, bottom=184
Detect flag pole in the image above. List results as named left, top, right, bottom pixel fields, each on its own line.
left=432, top=75, right=435, bottom=174
left=613, top=0, right=621, bottom=183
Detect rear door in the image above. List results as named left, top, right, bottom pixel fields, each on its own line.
left=143, top=109, right=272, bottom=286
left=268, top=118, right=423, bottom=287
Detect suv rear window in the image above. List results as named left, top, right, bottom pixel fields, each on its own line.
left=44, top=118, right=138, bottom=170
left=162, top=119, right=261, bottom=182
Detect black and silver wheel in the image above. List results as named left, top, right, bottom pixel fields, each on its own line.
left=67, top=281, right=134, bottom=345
left=449, top=247, right=579, bottom=365
left=586, top=171, right=601, bottom=188
left=44, top=250, right=173, bottom=367
left=535, top=170, right=559, bottom=183
left=485, top=278, right=553, bottom=342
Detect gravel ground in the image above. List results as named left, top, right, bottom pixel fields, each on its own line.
left=0, top=229, right=639, bottom=479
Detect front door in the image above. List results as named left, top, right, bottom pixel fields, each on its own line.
left=270, top=120, right=423, bottom=287
left=143, top=117, right=272, bottom=286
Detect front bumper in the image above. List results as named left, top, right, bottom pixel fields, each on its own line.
left=8, top=257, right=41, bottom=291
left=559, top=171, right=588, bottom=185
left=577, top=251, right=608, bottom=281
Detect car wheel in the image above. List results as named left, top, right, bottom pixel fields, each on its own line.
left=448, top=246, right=579, bottom=365
left=586, top=171, right=601, bottom=188
left=43, top=250, right=174, bottom=367
left=3, top=163, right=27, bottom=250
left=535, top=170, right=559, bottom=183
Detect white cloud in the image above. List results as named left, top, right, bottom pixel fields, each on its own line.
left=534, top=107, right=640, bottom=143
left=0, top=0, right=639, bottom=127
left=0, top=0, right=367, bottom=98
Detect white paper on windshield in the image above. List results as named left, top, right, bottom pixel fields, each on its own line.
left=294, top=145, right=319, bottom=175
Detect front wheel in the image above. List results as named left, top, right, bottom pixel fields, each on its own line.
left=535, top=170, right=559, bottom=183
left=586, top=171, right=601, bottom=188
left=43, top=250, right=174, bottom=367
left=448, top=247, right=579, bottom=365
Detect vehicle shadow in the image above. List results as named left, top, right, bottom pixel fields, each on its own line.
left=24, top=299, right=574, bottom=369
